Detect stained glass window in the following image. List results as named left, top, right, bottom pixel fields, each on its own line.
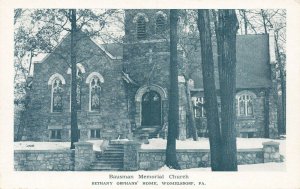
left=238, top=94, right=254, bottom=116
left=90, top=77, right=101, bottom=111
left=52, top=78, right=63, bottom=112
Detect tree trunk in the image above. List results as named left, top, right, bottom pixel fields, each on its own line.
left=184, top=80, right=198, bottom=141
left=261, top=10, right=268, bottom=34
left=242, top=10, right=248, bottom=35
left=70, top=9, right=79, bottom=149
left=274, top=32, right=286, bottom=135
left=264, top=90, right=270, bottom=138
left=166, top=9, right=180, bottom=169
left=197, top=9, right=223, bottom=171
left=216, top=10, right=239, bottom=171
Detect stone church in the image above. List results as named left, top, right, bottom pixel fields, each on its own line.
left=19, top=9, right=278, bottom=142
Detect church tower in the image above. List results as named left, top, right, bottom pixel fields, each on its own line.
left=123, top=10, right=171, bottom=136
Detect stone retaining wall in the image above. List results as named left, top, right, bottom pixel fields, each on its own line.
left=139, top=148, right=265, bottom=170
left=74, top=142, right=94, bottom=171
left=14, top=141, right=281, bottom=171
left=14, top=150, right=74, bottom=171
left=14, top=142, right=94, bottom=171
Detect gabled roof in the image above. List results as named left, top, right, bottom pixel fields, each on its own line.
left=101, top=43, right=123, bottom=58
left=190, top=34, right=271, bottom=89
left=35, top=31, right=122, bottom=64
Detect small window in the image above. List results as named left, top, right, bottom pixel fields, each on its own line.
left=194, top=97, right=205, bottom=118
left=156, top=14, right=166, bottom=34
left=90, top=129, right=101, bottom=138
left=137, top=16, right=146, bottom=40
left=50, top=130, right=62, bottom=139
left=248, top=132, right=254, bottom=138
left=237, top=93, right=254, bottom=116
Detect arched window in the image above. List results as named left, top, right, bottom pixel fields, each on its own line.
left=137, top=16, right=146, bottom=40
left=237, top=92, right=255, bottom=116
left=156, top=14, right=166, bottom=34
left=48, top=73, right=66, bottom=112
left=52, top=78, right=64, bottom=112
left=86, top=72, right=104, bottom=112
left=90, top=77, right=101, bottom=111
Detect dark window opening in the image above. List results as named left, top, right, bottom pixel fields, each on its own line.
left=91, top=129, right=101, bottom=138
left=50, top=130, right=62, bottom=139
left=156, top=15, right=165, bottom=34
left=137, top=17, right=146, bottom=40
left=248, top=132, right=254, bottom=138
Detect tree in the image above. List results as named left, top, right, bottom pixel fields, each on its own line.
left=184, top=79, right=199, bottom=141
left=177, top=10, right=200, bottom=141
left=69, top=9, right=79, bottom=149
left=166, top=9, right=180, bottom=169
left=274, top=29, right=286, bottom=135
left=215, top=9, right=239, bottom=171
left=197, top=9, right=222, bottom=171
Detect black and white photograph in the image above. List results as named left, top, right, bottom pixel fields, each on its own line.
left=1, top=1, right=300, bottom=189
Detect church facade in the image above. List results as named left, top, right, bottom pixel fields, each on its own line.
left=19, top=9, right=278, bottom=142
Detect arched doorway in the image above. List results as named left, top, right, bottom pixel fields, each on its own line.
left=141, top=91, right=162, bottom=126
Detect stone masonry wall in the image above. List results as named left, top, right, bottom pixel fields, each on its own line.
left=14, top=150, right=74, bottom=171
left=23, top=34, right=130, bottom=141
left=123, top=141, right=140, bottom=171
left=235, top=89, right=266, bottom=138
left=123, top=10, right=171, bottom=131
left=139, top=149, right=264, bottom=170
left=74, top=142, right=94, bottom=171
left=14, top=141, right=280, bottom=171
left=196, top=89, right=270, bottom=138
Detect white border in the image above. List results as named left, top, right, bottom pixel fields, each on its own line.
left=1, top=1, right=300, bottom=189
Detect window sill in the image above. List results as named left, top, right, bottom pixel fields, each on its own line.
left=88, top=111, right=101, bottom=115
left=237, top=116, right=255, bottom=120
left=195, top=117, right=206, bottom=119
left=51, top=112, right=63, bottom=114
left=49, top=139, right=62, bottom=141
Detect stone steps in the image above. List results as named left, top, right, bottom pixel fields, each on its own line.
left=90, top=142, right=124, bottom=171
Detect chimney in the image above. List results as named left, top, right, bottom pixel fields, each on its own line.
left=269, top=30, right=276, bottom=64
